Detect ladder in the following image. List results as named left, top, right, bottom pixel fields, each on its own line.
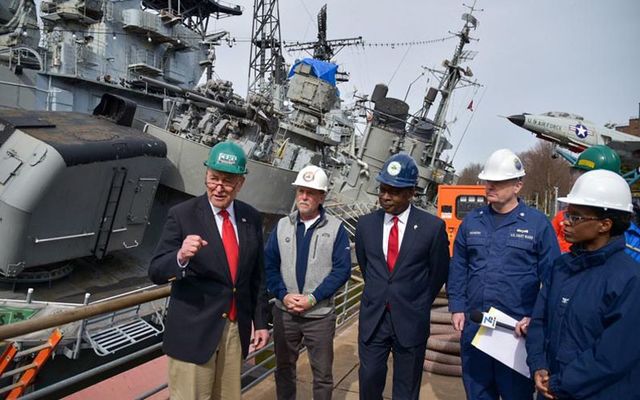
left=83, top=305, right=164, bottom=356
left=0, top=329, right=63, bottom=399
left=94, top=167, right=128, bottom=259
left=0, top=344, right=18, bottom=376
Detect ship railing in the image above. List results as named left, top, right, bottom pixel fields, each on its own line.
left=0, top=46, right=45, bottom=72
left=0, top=272, right=364, bottom=398
left=0, top=285, right=170, bottom=346
left=239, top=267, right=363, bottom=394
left=136, top=267, right=363, bottom=398
left=0, top=285, right=170, bottom=398
left=0, top=285, right=168, bottom=359
left=324, top=201, right=374, bottom=237
left=0, top=329, right=63, bottom=398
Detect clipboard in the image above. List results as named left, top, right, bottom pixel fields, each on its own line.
left=471, top=307, right=530, bottom=378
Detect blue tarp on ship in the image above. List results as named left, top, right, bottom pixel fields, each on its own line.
left=288, top=58, right=338, bottom=86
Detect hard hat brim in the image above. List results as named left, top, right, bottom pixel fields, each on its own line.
left=204, top=160, right=247, bottom=175
left=375, top=174, right=416, bottom=188
left=291, top=182, right=328, bottom=192
left=557, top=196, right=633, bottom=213
left=477, top=171, right=526, bottom=181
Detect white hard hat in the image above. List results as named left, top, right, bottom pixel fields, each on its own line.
left=558, top=169, right=632, bottom=213
left=478, top=148, right=526, bottom=181
left=292, top=165, right=329, bottom=192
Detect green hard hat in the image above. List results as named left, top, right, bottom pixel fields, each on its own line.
left=573, top=145, right=621, bottom=173
left=204, top=141, right=247, bottom=175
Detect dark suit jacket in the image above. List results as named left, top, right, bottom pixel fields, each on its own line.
left=355, top=206, right=450, bottom=347
left=149, top=195, right=268, bottom=363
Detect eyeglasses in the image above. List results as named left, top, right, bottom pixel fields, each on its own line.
left=563, top=213, right=601, bottom=225
left=206, top=175, right=239, bottom=191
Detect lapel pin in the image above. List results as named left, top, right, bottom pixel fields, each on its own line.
left=241, top=218, right=247, bottom=223
left=414, top=224, right=418, bottom=230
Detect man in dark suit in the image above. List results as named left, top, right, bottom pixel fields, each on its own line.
left=355, top=153, right=450, bottom=400
left=149, top=141, right=269, bottom=400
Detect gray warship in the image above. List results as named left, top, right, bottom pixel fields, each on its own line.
left=0, top=0, right=480, bottom=395
left=0, top=0, right=365, bottom=281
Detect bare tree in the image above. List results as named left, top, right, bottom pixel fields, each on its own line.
left=518, top=142, right=573, bottom=215
left=457, top=162, right=483, bottom=185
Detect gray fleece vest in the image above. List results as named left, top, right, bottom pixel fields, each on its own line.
left=274, top=210, right=342, bottom=318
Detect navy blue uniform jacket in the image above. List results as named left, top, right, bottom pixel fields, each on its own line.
left=149, top=195, right=269, bottom=363
left=448, top=201, right=559, bottom=319
left=526, top=237, right=640, bottom=399
left=355, top=206, right=450, bottom=347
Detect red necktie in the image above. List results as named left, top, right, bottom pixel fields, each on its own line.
left=387, top=216, right=399, bottom=272
left=219, top=209, right=239, bottom=321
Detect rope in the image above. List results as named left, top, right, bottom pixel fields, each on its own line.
left=451, top=85, right=486, bottom=163
left=387, top=44, right=413, bottom=86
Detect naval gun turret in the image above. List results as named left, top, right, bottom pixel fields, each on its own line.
left=140, top=57, right=355, bottom=217
left=0, top=95, right=166, bottom=277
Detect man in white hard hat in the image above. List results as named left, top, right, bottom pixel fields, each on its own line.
left=264, top=165, right=351, bottom=400
left=447, top=148, right=560, bottom=399
left=527, top=169, right=640, bottom=399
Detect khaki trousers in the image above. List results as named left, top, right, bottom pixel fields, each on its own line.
left=168, top=321, right=242, bottom=400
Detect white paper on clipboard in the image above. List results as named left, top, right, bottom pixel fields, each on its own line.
left=471, top=307, right=530, bottom=378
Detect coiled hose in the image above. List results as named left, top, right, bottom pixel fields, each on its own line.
left=424, top=293, right=463, bottom=377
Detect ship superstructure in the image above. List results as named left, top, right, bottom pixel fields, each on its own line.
left=0, top=2, right=481, bottom=395
left=328, top=7, right=482, bottom=215
left=0, top=0, right=239, bottom=125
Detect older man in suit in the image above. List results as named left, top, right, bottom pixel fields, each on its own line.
left=355, top=153, right=450, bottom=400
left=149, top=141, right=269, bottom=400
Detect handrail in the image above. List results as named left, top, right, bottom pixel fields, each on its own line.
left=17, top=343, right=163, bottom=400
left=0, top=269, right=365, bottom=398
left=0, top=286, right=171, bottom=341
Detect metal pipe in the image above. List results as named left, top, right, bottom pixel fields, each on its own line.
left=138, top=75, right=186, bottom=94
left=183, top=91, right=227, bottom=110
left=139, top=277, right=363, bottom=398
left=139, top=75, right=247, bottom=117
left=240, top=350, right=275, bottom=380
left=17, top=343, right=163, bottom=400
left=183, top=92, right=247, bottom=117
left=72, top=293, right=91, bottom=359
left=135, top=383, right=167, bottom=400
left=0, top=381, right=23, bottom=395
left=0, top=286, right=171, bottom=340
left=34, top=232, right=95, bottom=244
left=0, top=362, right=36, bottom=378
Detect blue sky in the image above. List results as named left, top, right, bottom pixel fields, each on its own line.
left=210, top=0, right=640, bottom=170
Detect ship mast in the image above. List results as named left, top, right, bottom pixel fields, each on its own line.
left=421, top=2, right=481, bottom=167
left=283, top=4, right=363, bottom=83
left=247, top=0, right=286, bottom=95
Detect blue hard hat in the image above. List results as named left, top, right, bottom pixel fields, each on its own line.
left=376, top=153, right=418, bottom=188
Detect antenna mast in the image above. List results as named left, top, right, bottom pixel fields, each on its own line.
left=283, top=4, right=362, bottom=82
left=247, top=0, right=286, bottom=95
left=425, top=2, right=482, bottom=167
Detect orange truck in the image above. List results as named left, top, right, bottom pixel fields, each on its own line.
left=437, top=185, right=487, bottom=256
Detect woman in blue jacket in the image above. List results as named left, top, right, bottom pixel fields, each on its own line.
left=526, top=169, right=640, bottom=399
